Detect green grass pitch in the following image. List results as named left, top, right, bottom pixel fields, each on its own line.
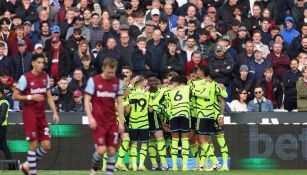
left=1, top=170, right=307, bottom=175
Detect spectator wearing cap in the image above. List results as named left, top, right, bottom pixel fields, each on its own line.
left=226, top=20, right=241, bottom=43
left=208, top=44, right=234, bottom=87
left=280, top=16, right=300, bottom=45
left=198, top=30, right=214, bottom=59
left=96, top=37, right=123, bottom=74
left=130, top=36, right=152, bottom=76
left=44, top=25, right=65, bottom=52
left=117, top=32, right=135, bottom=67
left=267, top=43, right=290, bottom=82
left=0, top=18, right=12, bottom=43
left=66, top=15, right=90, bottom=42
left=58, top=8, right=75, bottom=40
left=296, top=66, right=307, bottom=112
left=161, top=39, right=185, bottom=78
left=0, top=43, right=12, bottom=76
left=80, top=55, right=97, bottom=81
left=37, top=0, right=58, bottom=24
left=231, top=65, right=254, bottom=101
left=57, top=0, right=74, bottom=23
left=248, top=48, right=271, bottom=80
left=69, top=68, right=87, bottom=92
left=164, top=3, right=178, bottom=30
left=57, top=77, right=74, bottom=112
left=243, top=4, right=262, bottom=31
left=145, top=0, right=163, bottom=21
left=46, top=36, right=72, bottom=81
left=88, top=13, right=104, bottom=49
left=150, top=8, right=161, bottom=26
left=207, top=6, right=226, bottom=34
left=8, top=25, right=34, bottom=57
left=140, top=20, right=156, bottom=42
left=23, top=21, right=40, bottom=45
left=256, top=67, right=283, bottom=109
left=11, top=39, right=32, bottom=81
left=185, top=50, right=207, bottom=77
left=283, top=59, right=302, bottom=111
left=252, top=30, right=270, bottom=58
left=33, top=43, right=45, bottom=56
left=72, top=90, right=84, bottom=112
left=182, top=36, right=198, bottom=62
left=107, top=0, right=125, bottom=18
left=14, top=0, right=39, bottom=24
left=218, top=0, right=238, bottom=31
left=232, top=25, right=250, bottom=54
left=10, top=16, right=22, bottom=31
left=32, top=8, right=56, bottom=34
left=260, top=18, right=272, bottom=46
left=128, top=10, right=145, bottom=43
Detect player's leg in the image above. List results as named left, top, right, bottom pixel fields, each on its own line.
left=189, top=117, right=199, bottom=170
left=215, top=131, right=229, bottom=171
left=101, top=153, right=108, bottom=171
left=154, top=130, right=168, bottom=170
left=115, top=132, right=130, bottom=171
left=106, top=146, right=117, bottom=175
left=179, top=117, right=190, bottom=171
left=148, top=135, right=158, bottom=170
left=128, top=129, right=138, bottom=171
left=91, top=146, right=107, bottom=175
left=138, top=129, right=149, bottom=171
left=36, top=140, right=51, bottom=161
left=170, top=132, right=179, bottom=171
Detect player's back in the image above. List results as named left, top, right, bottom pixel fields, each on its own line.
left=90, top=75, right=122, bottom=124
left=128, top=89, right=150, bottom=129
left=16, top=71, right=49, bottom=112
left=167, top=85, right=190, bottom=119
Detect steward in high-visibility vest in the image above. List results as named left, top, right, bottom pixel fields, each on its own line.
left=0, top=86, right=14, bottom=169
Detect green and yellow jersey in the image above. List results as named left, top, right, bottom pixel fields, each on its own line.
left=126, top=88, right=150, bottom=129
left=165, top=85, right=191, bottom=120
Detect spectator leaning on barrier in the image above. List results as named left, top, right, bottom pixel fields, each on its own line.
left=296, top=66, right=307, bottom=112
left=283, top=59, right=302, bottom=111
left=247, top=86, right=274, bottom=112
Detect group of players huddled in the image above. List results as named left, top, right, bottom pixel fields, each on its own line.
left=14, top=54, right=229, bottom=175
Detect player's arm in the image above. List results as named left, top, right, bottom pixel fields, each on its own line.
left=216, top=82, right=228, bottom=99
left=192, top=86, right=211, bottom=99
left=217, top=96, right=225, bottom=125
left=46, top=89, right=59, bottom=124
left=12, top=75, right=44, bottom=102
left=84, top=78, right=96, bottom=129
left=117, top=80, right=125, bottom=134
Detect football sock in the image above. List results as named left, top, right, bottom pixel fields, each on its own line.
left=28, top=150, right=36, bottom=175
left=148, top=138, right=157, bottom=166
left=106, top=155, right=116, bottom=175
left=157, top=137, right=167, bottom=165
left=181, top=138, right=190, bottom=165
left=217, top=134, right=229, bottom=166
left=130, top=144, right=137, bottom=167
left=190, top=143, right=199, bottom=166
left=171, top=138, right=179, bottom=167
left=139, top=143, right=148, bottom=166
left=117, top=138, right=130, bottom=164
left=91, top=152, right=102, bottom=171
left=36, top=146, right=47, bottom=161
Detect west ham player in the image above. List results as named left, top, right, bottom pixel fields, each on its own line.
left=13, top=54, right=59, bottom=175
left=84, top=58, right=125, bottom=175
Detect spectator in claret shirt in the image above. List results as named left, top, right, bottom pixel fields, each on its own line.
left=185, top=50, right=206, bottom=77
left=7, top=25, right=34, bottom=57
left=283, top=59, right=302, bottom=111
left=57, top=0, right=73, bottom=23
left=267, top=43, right=290, bottom=82
left=256, top=67, right=283, bottom=109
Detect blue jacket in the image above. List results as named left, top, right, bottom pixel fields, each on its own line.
left=168, top=14, right=178, bottom=30
left=248, top=58, right=271, bottom=80
left=247, top=97, right=274, bottom=112
left=280, top=16, right=300, bottom=45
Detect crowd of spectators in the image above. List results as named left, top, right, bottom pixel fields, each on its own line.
left=0, top=0, right=307, bottom=112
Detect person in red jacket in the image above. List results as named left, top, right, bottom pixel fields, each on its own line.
left=7, top=25, right=33, bottom=56
left=185, top=50, right=207, bottom=78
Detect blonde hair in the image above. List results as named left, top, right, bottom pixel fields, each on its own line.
left=78, top=40, right=90, bottom=57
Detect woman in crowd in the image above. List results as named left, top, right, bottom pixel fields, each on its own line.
left=228, top=89, right=248, bottom=112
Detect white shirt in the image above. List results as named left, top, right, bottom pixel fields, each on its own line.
left=228, top=100, right=247, bottom=112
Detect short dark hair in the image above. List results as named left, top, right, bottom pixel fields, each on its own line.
left=147, top=72, right=158, bottom=79
left=261, top=17, right=271, bottom=23
left=198, top=65, right=210, bottom=77
left=190, top=67, right=198, bottom=74
left=188, top=20, right=196, bottom=26
left=132, top=10, right=144, bottom=18
left=200, top=30, right=209, bottom=36
left=137, top=36, right=147, bottom=43
left=31, top=54, right=45, bottom=62
left=39, top=20, right=49, bottom=29
left=122, top=66, right=132, bottom=71
left=252, top=29, right=262, bottom=36
left=168, top=38, right=177, bottom=45
left=0, top=68, right=9, bottom=77
left=0, top=18, right=10, bottom=25
left=170, top=75, right=180, bottom=84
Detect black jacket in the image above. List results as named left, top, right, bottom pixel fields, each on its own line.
left=0, top=56, right=13, bottom=76
left=256, top=76, right=283, bottom=108
left=68, top=78, right=87, bottom=92
left=231, top=74, right=254, bottom=100
left=283, top=70, right=302, bottom=99
left=58, top=90, right=74, bottom=112
left=11, top=52, right=32, bottom=81
left=160, top=52, right=185, bottom=78
left=96, top=48, right=123, bottom=74
left=130, top=49, right=152, bottom=76
left=208, top=55, right=234, bottom=86
left=15, top=5, right=39, bottom=24
left=46, top=47, right=72, bottom=78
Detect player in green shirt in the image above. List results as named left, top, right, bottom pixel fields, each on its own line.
left=125, top=76, right=150, bottom=171
left=147, top=73, right=169, bottom=171
left=165, top=76, right=191, bottom=171
left=191, top=66, right=221, bottom=171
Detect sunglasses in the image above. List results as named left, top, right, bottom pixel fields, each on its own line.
left=240, top=92, right=247, bottom=95
left=254, top=91, right=262, bottom=94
